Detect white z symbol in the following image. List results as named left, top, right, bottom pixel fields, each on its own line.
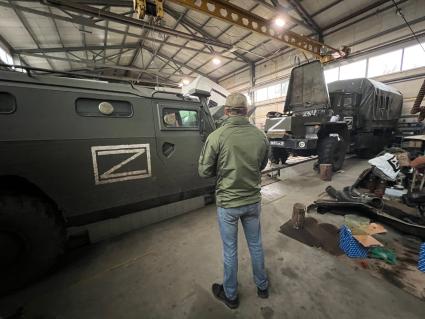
left=91, top=144, right=151, bottom=185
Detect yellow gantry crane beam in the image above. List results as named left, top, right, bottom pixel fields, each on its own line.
left=169, top=0, right=349, bottom=63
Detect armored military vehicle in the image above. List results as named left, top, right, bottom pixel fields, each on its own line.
left=265, top=61, right=403, bottom=170
left=0, top=69, right=222, bottom=294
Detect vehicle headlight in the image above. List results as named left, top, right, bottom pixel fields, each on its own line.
left=298, top=141, right=306, bottom=148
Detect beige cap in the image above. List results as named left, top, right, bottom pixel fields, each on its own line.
left=224, top=92, right=248, bottom=110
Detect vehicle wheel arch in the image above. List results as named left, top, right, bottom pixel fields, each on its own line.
left=0, top=175, right=66, bottom=225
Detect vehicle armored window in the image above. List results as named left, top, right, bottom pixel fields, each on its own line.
left=162, top=108, right=199, bottom=129
left=76, top=98, right=133, bottom=117
left=0, top=92, right=17, bottom=114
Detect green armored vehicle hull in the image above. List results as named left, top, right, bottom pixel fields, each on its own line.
left=265, top=61, right=403, bottom=170
left=0, top=69, right=218, bottom=294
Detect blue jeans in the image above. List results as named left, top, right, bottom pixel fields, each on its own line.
left=217, top=202, right=268, bottom=300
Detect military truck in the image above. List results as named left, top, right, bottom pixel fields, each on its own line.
left=0, top=69, right=222, bottom=294
left=265, top=61, right=403, bottom=170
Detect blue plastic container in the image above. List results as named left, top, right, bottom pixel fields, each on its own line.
left=418, top=243, right=425, bottom=273
left=339, top=225, right=369, bottom=258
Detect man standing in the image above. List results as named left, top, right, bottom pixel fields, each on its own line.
left=198, top=93, right=270, bottom=309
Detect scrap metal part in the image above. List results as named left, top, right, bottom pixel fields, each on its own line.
left=314, top=199, right=425, bottom=239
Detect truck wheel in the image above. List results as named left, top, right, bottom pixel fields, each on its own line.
left=0, top=195, right=65, bottom=295
left=269, top=148, right=289, bottom=165
left=318, top=136, right=346, bottom=171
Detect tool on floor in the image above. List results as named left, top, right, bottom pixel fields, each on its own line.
left=319, top=164, right=333, bottom=181
left=291, top=203, right=306, bottom=230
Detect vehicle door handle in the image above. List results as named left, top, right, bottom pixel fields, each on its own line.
left=162, top=142, right=175, bottom=157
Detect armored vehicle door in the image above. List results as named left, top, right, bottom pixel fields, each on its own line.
left=153, top=99, right=213, bottom=195
left=285, top=60, right=330, bottom=114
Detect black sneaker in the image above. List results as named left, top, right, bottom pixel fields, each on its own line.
left=212, top=283, right=239, bottom=309
left=257, top=287, right=269, bottom=299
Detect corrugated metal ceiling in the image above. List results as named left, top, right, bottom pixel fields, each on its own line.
left=0, top=0, right=400, bottom=86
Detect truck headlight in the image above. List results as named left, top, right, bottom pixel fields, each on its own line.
left=298, top=141, right=306, bottom=148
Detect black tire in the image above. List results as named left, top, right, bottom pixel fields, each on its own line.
left=0, top=195, right=65, bottom=295
left=269, top=148, right=289, bottom=165
left=318, top=136, right=347, bottom=172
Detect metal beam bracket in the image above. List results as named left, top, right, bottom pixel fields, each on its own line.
left=170, top=0, right=348, bottom=62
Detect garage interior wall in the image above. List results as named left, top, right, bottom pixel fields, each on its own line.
left=218, top=0, right=425, bottom=129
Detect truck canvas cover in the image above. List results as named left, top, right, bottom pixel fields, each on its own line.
left=328, top=78, right=402, bottom=124
left=284, top=61, right=330, bottom=113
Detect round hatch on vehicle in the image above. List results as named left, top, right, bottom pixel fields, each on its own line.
left=98, top=101, right=114, bottom=115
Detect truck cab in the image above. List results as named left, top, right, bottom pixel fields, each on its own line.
left=265, top=61, right=402, bottom=169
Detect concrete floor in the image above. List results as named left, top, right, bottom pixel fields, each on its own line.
left=1, top=158, right=425, bottom=318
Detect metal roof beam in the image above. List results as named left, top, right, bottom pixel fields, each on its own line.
left=9, top=1, right=56, bottom=70
left=44, top=0, right=233, bottom=49
left=126, top=16, right=152, bottom=73
left=217, top=0, right=404, bottom=82
left=137, top=42, right=214, bottom=79
left=169, top=0, right=344, bottom=62
left=18, top=52, right=176, bottom=81
left=10, top=0, right=134, bottom=5
left=165, top=6, right=251, bottom=64
left=322, top=0, right=392, bottom=31
left=0, top=2, right=250, bottom=64
left=14, top=42, right=214, bottom=58
left=311, top=0, right=344, bottom=18
left=47, top=6, right=72, bottom=70
left=282, top=0, right=322, bottom=38
left=164, top=2, right=262, bottom=80
left=249, top=0, right=314, bottom=32
left=157, top=16, right=214, bottom=75
left=0, top=34, right=14, bottom=54
left=115, top=23, right=130, bottom=69
left=57, top=68, right=178, bottom=86
left=142, top=9, right=189, bottom=71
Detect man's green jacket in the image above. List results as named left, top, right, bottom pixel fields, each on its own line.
left=198, top=116, right=270, bottom=208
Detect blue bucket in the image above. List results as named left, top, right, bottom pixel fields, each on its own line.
left=339, top=225, right=368, bottom=258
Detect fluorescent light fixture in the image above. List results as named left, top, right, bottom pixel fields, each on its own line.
left=212, top=57, right=221, bottom=65
left=274, top=17, right=285, bottom=28
left=182, top=78, right=190, bottom=85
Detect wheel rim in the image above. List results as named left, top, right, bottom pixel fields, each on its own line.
left=0, top=230, right=25, bottom=269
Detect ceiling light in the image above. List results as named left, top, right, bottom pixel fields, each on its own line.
left=212, top=57, right=221, bottom=65
left=274, top=17, right=285, bottom=28
left=182, top=78, right=190, bottom=85
left=178, top=82, right=184, bottom=87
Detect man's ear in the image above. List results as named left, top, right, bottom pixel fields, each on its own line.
left=224, top=107, right=229, bottom=116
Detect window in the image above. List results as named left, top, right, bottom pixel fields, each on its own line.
left=324, top=67, right=339, bottom=83
left=267, top=83, right=281, bottom=99
left=281, top=81, right=289, bottom=96
left=339, top=59, right=366, bottom=80
left=255, top=87, right=268, bottom=102
left=0, top=46, right=13, bottom=65
left=254, top=80, right=289, bottom=103
left=76, top=98, right=133, bottom=117
left=163, top=108, right=198, bottom=128
left=402, top=43, right=425, bottom=71
left=367, top=49, right=402, bottom=77
left=0, top=92, right=16, bottom=114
